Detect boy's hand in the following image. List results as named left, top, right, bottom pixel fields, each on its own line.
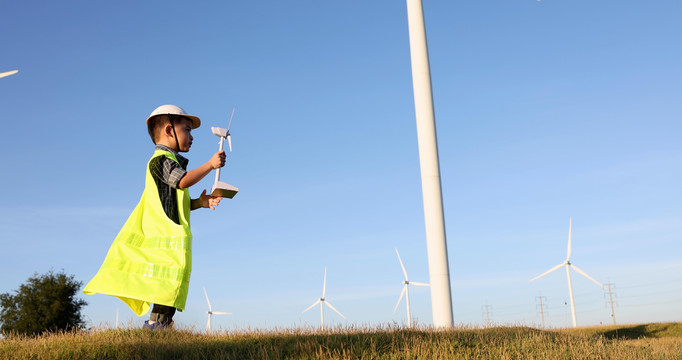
left=200, top=189, right=223, bottom=210
left=210, top=150, right=226, bottom=169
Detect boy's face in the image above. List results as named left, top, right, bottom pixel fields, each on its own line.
left=171, top=117, right=194, bottom=152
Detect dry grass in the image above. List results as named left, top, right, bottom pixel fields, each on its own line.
left=1, top=322, right=681, bottom=359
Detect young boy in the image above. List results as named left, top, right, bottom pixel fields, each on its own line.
left=84, top=104, right=226, bottom=329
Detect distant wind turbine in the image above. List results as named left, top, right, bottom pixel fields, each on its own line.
left=530, top=217, right=604, bottom=328
left=393, top=248, right=429, bottom=327
left=302, top=267, right=345, bottom=328
left=203, top=286, right=231, bottom=332
left=0, top=70, right=18, bottom=79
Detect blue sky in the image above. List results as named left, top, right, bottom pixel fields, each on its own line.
left=1, top=0, right=680, bottom=330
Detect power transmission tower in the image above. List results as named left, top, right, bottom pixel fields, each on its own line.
left=605, top=283, right=617, bottom=325
left=482, top=304, right=492, bottom=328
left=535, top=296, right=547, bottom=330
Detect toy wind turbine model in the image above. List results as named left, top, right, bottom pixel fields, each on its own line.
left=529, top=217, right=604, bottom=328
left=302, top=267, right=345, bottom=328
left=393, top=248, right=430, bottom=327
left=203, top=286, right=231, bottom=333
left=0, top=70, right=18, bottom=79
left=210, top=108, right=239, bottom=199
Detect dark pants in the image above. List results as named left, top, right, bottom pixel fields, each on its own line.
left=151, top=304, right=176, bottom=324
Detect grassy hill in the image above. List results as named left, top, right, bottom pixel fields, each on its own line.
left=1, top=322, right=681, bottom=359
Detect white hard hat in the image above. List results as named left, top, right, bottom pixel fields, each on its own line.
left=146, top=104, right=201, bottom=129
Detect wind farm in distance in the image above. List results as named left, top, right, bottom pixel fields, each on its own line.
left=125, top=215, right=667, bottom=333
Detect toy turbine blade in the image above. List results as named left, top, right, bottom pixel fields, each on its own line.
left=227, top=107, right=235, bottom=131
left=227, top=134, right=232, bottom=152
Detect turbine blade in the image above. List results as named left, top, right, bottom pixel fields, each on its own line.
left=207, top=314, right=212, bottom=332
left=303, top=300, right=321, bottom=314
left=203, top=286, right=213, bottom=312
left=0, top=70, right=18, bottom=79
left=410, top=282, right=430, bottom=286
left=570, top=264, right=604, bottom=288
left=322, top=267, right=327, bottom=298
left=567, top=217, right=573, bottom=260
left=393, top=286, right=407, bottom=314
left=227, top=134, right=232, bottom=152
left=530, top=263, right=565, bottom=282
left=227, top=107, right=235, bottom=131
left=212, top=312, right=231, bottom=315
left=395, top=248, right=409, bottom=280
left=324, top=301, right=346, bottom=319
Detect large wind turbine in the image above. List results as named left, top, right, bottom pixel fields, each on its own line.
left=405, top=0, right=453, bottom=328
left=302, top=267, right=345, bottom=328
left=393, top=248, right=430, bottom=327
left=0, top=70, right=18, bottom=79
left=530, top=218, right=604, bottom=328
left=203, top=286, right=231, bottom=333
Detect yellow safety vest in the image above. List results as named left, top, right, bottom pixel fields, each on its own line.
left=84, top=150, right=192, bottom=315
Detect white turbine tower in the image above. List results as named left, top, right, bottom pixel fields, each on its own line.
left=530, top=217, right=604, bottom=328
left=405, top=0, right=454, bottom=328
left=0, top=70, right=18, bottom=79
left=203, top=286, right=231, bottom=333
left=302, top=267, right=345, bottom=328
left=393, top=248, right=430, bottom=327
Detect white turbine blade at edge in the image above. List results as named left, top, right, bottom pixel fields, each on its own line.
left=227, top=107, right=235, bottom=131
left=303, top=300, right=321, bottom=314
left=410, top=282, right=430, bottom=286
left=570, top=264, right=604, bottom=288
left=0, top=70, right=18, bottom=79
left=227, top=134, right=232, bottom=152
left=530, top=263, right=565, bottom=282
left=566, top=217, right=573, bottom=260
left=203, top=286, right=212, bottom=312
left=322, top=267, right=327, bottom=298
left=324, top=301, right=346, bottom=320
left=393, top=286, right=407, bottom=314
left=395, top=248, right=409, bottom=280
left=212, top=311, right=231, bottom=315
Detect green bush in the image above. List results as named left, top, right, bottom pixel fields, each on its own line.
left=0, top=270, right=87, bottom=336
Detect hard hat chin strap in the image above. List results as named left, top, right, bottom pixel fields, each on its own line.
left=168, top=114, right=181, bottom=151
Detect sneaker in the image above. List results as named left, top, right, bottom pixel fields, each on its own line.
left=143, top=320, right=172, bottom=330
